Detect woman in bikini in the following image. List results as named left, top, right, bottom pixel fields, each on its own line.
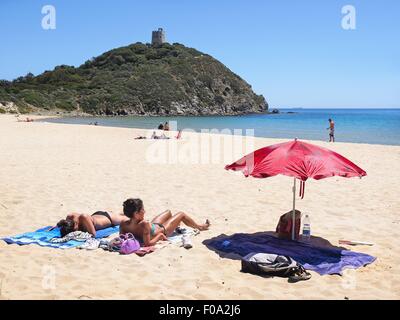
left=119, top=198, right=210, bottom=247
left=51, top=211, right=129, bottom=237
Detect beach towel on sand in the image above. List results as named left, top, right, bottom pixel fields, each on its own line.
left=205, top=233, right=376, bottom=275
left=1, top=226, right=119, bottom=249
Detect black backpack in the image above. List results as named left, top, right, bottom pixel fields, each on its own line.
left=241, top=253, right=302, bottom=277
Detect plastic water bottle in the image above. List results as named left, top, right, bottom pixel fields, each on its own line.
left=302, top=214, right=311, bottom=242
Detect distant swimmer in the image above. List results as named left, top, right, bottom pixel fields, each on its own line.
left=327, top=118, right=335, bottom=142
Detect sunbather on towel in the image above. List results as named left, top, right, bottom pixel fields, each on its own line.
left=134, top=131, right=170, bottom=140
left=119, top=198, right=210, bottom=246
left=50, top=211, right=129, bottom=237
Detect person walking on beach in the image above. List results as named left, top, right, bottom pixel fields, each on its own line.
left=327, top=118, right=335, bottom=142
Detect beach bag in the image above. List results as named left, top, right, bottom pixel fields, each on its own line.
left=119, top=233, right=140, bottom=255
left=276, top=210, right=301, bottom=240
left=241, top=253, right=299, bottom=277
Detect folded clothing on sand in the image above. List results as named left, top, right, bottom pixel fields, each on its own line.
left=1, top=226, right=120, bottom=249
left=168, top=227, right=199, bottom=246
left=78, top=238, right=101, bottom=250
left=206, top=233, right=376, bottom=275
left=134, top=246, right=155, bottom=256
left=50, top=231, right=93, bottom=243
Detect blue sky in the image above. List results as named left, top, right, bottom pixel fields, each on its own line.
left=0, top=0, right=399, bottom=108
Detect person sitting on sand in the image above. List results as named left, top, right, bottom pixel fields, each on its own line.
left=164, top=122, right=170, bottom=131
left=158, top=123, right=164, bottom=130
left=119, top=198, right=210, bottom=246
left=50, top=211, right=129, bottom=237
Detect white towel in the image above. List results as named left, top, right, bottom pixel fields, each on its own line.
left=168, top=228, right=200, bottom=246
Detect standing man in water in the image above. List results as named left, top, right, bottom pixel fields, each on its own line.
left=327, top=118, right=335, bottom=142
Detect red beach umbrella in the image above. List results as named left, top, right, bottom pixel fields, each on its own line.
left=225, top=139, right=367, bottom=240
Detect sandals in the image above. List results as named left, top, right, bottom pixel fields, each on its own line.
left=288, top=265, right=312, bottom=282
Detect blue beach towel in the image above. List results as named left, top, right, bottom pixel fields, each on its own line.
left=205, top=233, right=376, bottom=275
left=2, top=226, right=119, bottom=249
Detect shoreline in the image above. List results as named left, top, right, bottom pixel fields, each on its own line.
left=34, top=114, right=400, bottom=148
left=1, top=108, right=276, bottom=118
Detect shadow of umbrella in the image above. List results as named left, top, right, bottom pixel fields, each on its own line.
left=203, top=231, right=374, bottom=276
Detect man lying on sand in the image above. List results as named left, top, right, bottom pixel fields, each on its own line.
left=120, top=198, right=210, bottom=246
left=17, top=117, right=34, bottom=122
left=135, top=131, right=169, bottom=140
left=135, top=130, right=182, bottom=140
left=50, top=211, right=129, bottom=237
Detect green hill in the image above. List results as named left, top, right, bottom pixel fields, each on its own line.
left=0, top=42, right=268, bottom=115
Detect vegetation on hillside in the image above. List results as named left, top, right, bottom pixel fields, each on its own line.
left=0, top=43, right=268, bottom=115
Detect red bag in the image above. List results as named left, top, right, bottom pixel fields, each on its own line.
left=276, top=210, right=301, bottom=240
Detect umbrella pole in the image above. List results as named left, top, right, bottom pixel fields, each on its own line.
left=292, top=178, right=296, bottom=240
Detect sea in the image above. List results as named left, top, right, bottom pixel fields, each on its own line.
left=41, top=108, right=400, bottom=146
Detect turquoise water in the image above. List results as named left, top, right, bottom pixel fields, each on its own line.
left=42, top=109, right=400, bottom=146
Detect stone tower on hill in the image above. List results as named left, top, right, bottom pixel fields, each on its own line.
left=152, top=28, right=166, bottom=46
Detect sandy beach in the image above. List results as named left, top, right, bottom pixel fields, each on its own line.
left=0, top=114, right=399, bottom=300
